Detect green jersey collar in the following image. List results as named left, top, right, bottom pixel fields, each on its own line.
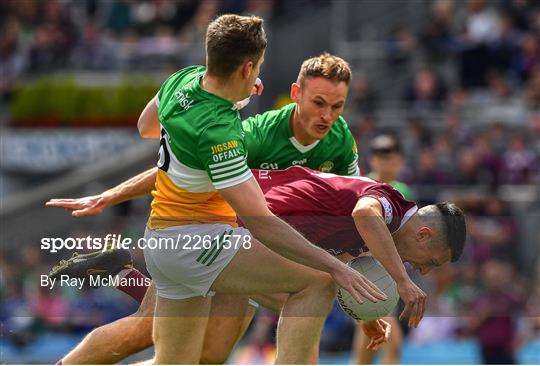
left=191, top=70, right=235, bottom=108
left=285, top=103, right=321, bottom=153
left=288, top=136, right=320, bottom=153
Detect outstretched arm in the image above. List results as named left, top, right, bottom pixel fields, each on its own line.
left=352, top=197, right=427, bottom=327
left=46, top=168, right=158, bottom=216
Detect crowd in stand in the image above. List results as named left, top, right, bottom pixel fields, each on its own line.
left=1, top=0, right=539, bottom=363
left=347, top=2, right=539, bottom=362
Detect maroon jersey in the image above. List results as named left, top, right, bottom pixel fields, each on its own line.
left=254, top=166, right=417, bottom=256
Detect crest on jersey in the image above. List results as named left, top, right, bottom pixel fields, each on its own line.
left=319, top=161, right=334, bottom=172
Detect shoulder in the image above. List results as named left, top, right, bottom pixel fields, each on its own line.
left=330, top=116, right=354, bottom=139
left=242, top=103, right=293, bottom=131
left=321, top=116, right=356, bottom=157
left=161, top=65, right=205, bottom=91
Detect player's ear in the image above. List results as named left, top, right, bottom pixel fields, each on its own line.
left=290, top=82, right=300, bottom=102
left=416, top=226, right=433, bottom=243
left=242, top=60, right=254, bottom=79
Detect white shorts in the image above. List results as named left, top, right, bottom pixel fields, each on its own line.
left=143, top=223, right=250, bottom=299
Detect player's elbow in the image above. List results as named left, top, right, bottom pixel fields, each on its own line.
left=137, top=117, right=157, bottom=138
left=351, top=205, right=375, bottom=218
left=352, top=197, right=382, bottom=219
left=137, top=117, right=149, bottom=137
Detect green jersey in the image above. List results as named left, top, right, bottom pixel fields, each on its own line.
left=151, top=65, right=250, bottom=227
left=366, top=173, right=414, bottom=200
left=242, top=103, right=359, bottom=176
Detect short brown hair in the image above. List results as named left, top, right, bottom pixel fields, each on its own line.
left=297, top=53, right=352, bottom=85
left=206, top=14, right=267, bottom=78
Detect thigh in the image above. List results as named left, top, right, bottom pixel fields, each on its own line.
left=211, top=238, right=331, bottom=295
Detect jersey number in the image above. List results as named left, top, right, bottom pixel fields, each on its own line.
left=158, top=128, right=171, bottom=172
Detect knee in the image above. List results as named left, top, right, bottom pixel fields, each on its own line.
left=310, top=273, right=336, bottom=299
left=301, top=273, right=337, bottom=312
left=123, top=314, right=154, bottom=351
left=200, top=344, right=232, bottom=364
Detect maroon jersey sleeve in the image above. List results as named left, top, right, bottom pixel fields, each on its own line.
left=359, top=184, right=418, bottom=233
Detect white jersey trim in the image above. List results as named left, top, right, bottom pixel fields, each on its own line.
left=396, top=205, right=418, bottom=231
left=289, top=136, right=320, bottom=153
left=162, top=132, right=216, bottom=193
left=213, top=169, right=253, bottom=190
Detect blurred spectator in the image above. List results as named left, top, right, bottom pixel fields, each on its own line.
left=178, top=0, right=219, bottom=65
left=27, top=1, right=78, bottom=73
left=455, top=147, right=483, bottom=185
left=351, top=75, right=378, bottom=116
left=490, top=12, right=521, bottom=77
left=367, top=134, right=413, bottom=199
left=525, top=67, right=540, bottom=110
left=401, top=116, right=433, bottom=159
left=245, top=0, right=277, bottom=19
left=442, top=112, right=474, bottom=147
left=0, top=16, right=26, bottom=101
left=459, top=0, right=501, bottom=88
left=468, top=259, right=525, bottom=364
left=413, top=148, right=449, bottom=185
left=2, top=283, right=36, bottom=348
left=486, top=71, right=513, bottom=101
left=485, top=123, right=509, bottom=155
left=404, top=67, right=448, bottom=111
left=104, top=0, right=132, bottom=35
left=70, top=21, right=119, bottom=70
left=385, top=24, right=417, bottom=66
left=30, top=286, right=70, bottom=331
left=467, top=198, right=519, bottom=264
left=473, top=133, right=503, bottom=186
left=432, top=133, right=455, bottom=176
left=501, top=134, right=537, bottom=184
left=504, top=0, right=534, bottom=32
left=69, top=288, right=114, bottom=334
left=515, top=33, right=540, bottom=82
left=420, top=0, right=459, bottom=60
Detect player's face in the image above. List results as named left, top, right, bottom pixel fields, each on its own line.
left=291, top=77, right=348, bottom=143
left=369, top=152, right=402, bottom=179
left=401, top=241, right=451, bottom=275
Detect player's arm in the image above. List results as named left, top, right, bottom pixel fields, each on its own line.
left=352, top=196, right=427, bottom=327
left=46, top=168, right=158, bottom=217
left=138, top=95, right=160, bottom=138
left=219, top=179, right=388, bottom=304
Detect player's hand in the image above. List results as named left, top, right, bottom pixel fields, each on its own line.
left=397, top=278, right=427, bottom=328
left=332, top=264, right=388, bottom=304
left=45, top=194, right=110, bottom=217
left=361, top=319, right=392, bottom=351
